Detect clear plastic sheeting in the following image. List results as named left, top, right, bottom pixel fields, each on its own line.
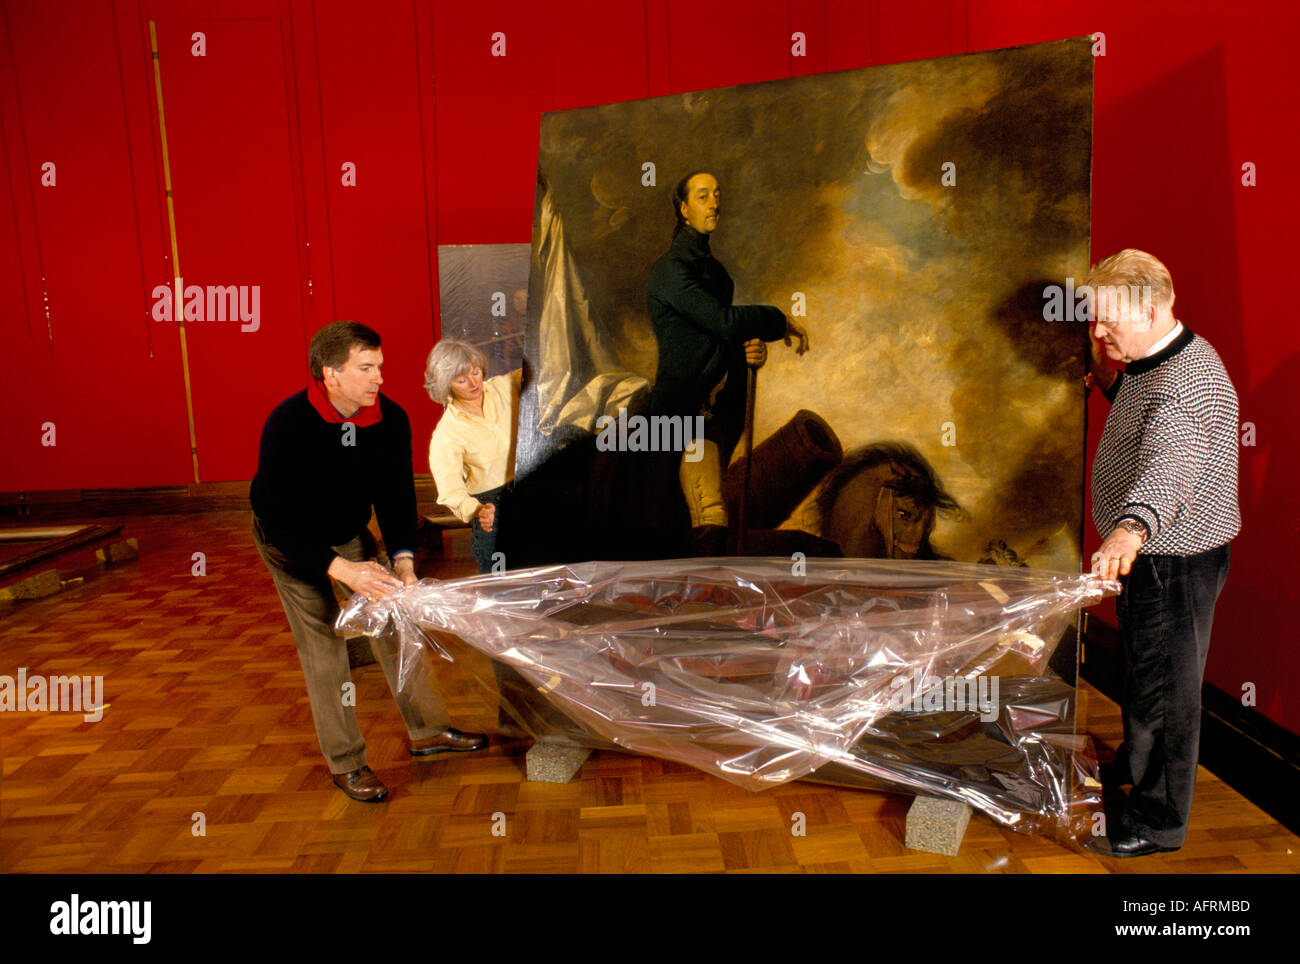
left=337, top=559, right=1119, bottom=840
left=809, top=673, right=1098, bottom=838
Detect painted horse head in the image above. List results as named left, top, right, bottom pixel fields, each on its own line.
left=814, top=442, right=965, bottom=559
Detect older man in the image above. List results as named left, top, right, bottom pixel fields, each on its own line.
left=1086, top=250, right=1240, bottom=857
left=647, top=170, right=808, bottom=551
left=251, top=320, right=487, bottom=802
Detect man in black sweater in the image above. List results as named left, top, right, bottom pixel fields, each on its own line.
left=251, top=321, right=486, bottom=802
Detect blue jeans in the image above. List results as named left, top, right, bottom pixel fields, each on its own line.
left=1115, top=543, right=1230, bottom=847
left=470, top=484, right=508, bottom=574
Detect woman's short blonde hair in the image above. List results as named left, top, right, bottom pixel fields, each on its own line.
left=424, top=339, right=487, bottom=404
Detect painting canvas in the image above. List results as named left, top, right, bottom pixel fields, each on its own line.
left=505, top=38, right=1093, bottom=575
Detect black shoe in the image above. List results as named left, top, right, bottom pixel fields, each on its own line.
left=332, top=766, right=388, bottom=802
left=1087, top=832, right=1179, bottom=858
left=410, top=727, right=489, bottom=756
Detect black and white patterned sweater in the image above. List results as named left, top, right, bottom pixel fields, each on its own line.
left=1092, top=325, right=1241, bottom=555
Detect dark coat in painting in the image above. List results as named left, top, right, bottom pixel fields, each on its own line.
left=647, top=226, right=786, bottom=462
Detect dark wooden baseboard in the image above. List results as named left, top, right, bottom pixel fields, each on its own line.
left=1082, top=617, right=1300, bottom=836
left=1, top=478, right=442, bottom=520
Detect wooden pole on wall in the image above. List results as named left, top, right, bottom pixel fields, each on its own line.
left=148, top=20, right=201, bottom=484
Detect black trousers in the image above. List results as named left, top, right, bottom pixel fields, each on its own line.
left=1115, top=543, right=1231, bottom=847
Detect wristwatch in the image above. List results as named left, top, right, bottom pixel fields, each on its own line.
left=1115, top=517, right=1149, bottom=544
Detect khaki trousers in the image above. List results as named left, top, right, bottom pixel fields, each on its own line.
left=679, top=438, right=728, bottom=527
left=253, top=518, right=449, bottom=774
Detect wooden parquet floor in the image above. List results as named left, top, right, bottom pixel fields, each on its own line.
left=2, top=510, right=1296, bottom=874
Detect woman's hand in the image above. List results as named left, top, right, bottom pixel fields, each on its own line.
left=476, top=502, right=496, bottom=533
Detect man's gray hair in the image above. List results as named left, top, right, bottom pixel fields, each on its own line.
left=424, top=339, right=488, bottom=404
left=1086, top=249, right=1175, bottom=314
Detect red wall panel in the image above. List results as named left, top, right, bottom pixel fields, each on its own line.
left=145, top=7, right=309, bottom=482
left=825, top=0, right=874, bottom=72
left=313, top=0, right=438, bottom=467
left=548, top=0, right=649, bottom=110
left=876, top=0, right=959, bottom=63
left=788, top=0, right=829, bottom=77
left=645, top=0, right=672, bottom=97
left=1, top=0, right=190, bottom=491
left=432, top=0, right=552, bottom=243
left=0, top=1, right=44, bottom=487
left=665, top=0, right=791, bottom=93
left=287, top=0, right=337, bottom=336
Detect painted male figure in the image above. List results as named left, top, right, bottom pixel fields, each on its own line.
left=646, top=170, right=808, bottom=551
left=251, top=320, right=487, bottom=802
left=1086, top=250, right=1240, bottom=856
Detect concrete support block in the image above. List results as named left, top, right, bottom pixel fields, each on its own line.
left=525, top=741, right=592, bottom=784
left=96, top=538, right=139, bottom=564
left=904, top=794, right=972, bottom=856
left=0, top=569, right=63, bottom=601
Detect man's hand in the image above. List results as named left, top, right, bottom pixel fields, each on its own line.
left=476, top=502, right=495, bottom=533
left=783, top=319, right=810, bottom=356
left=1090, top=526, right=1143, bottom=581
left=743, top=338, right=767, bottom=368
left=328, top=556, right=404, bottom=601
left=393, top=555, right=417, bottom=587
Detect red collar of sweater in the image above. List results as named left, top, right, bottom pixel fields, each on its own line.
left=308, top=380, right=383, bottom=427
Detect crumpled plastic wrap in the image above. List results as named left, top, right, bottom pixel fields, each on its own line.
left=337, top=558, right=1119, bottom=840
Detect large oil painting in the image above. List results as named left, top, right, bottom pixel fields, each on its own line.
left=504, top=38, right=1093, bottom=573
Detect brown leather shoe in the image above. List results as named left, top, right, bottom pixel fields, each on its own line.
left=410, top=727, right=489, bottom=757
left=332, top=766, right=388, bottom=802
